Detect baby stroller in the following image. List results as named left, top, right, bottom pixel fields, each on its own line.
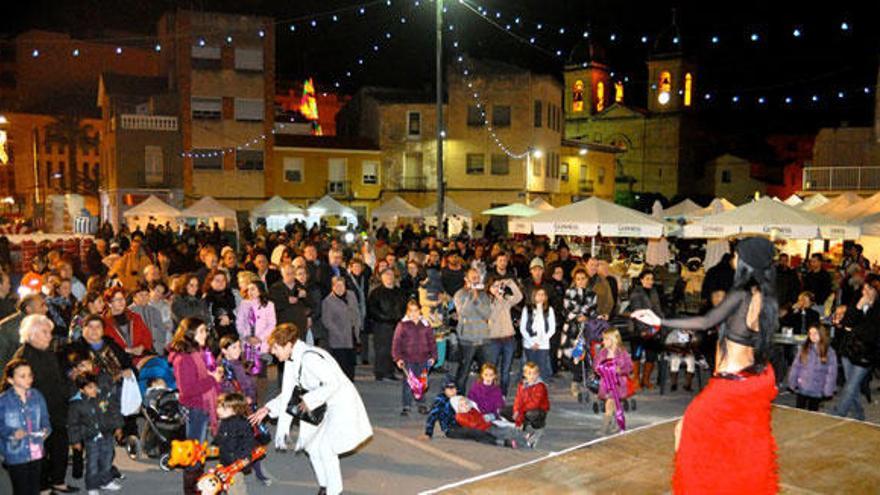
left=143, top=387, right=185, bottom=470
left=136, top=356, right=185, bottom=469
left=568, top=318, right=637, bottom=413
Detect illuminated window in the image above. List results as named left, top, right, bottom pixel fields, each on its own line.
left=658, top=71, right=672, bottom=105
left=596, top=82, right=605, bottom=112
left=684, top=73, right=693, bottom=107
left=572, top=80, right=584, bottom=112
left=615, top=81, right=624, bottom=103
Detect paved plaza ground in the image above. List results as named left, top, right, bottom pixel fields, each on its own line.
left=109, top=363, right=880, bottom=494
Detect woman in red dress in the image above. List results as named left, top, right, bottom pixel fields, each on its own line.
left=633, top=237, right=779, bottom=495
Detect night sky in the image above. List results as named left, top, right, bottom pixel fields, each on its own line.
left=3, top=0, right=878, bottom=133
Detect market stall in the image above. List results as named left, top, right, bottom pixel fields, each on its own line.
left=307, top=195, right=359, bottom=230
left=250, top=196, right=306, bottom=231
left=783, top=194, right=803, bottom=207
left=421, top=197, right=473, bottom=237
left=370, top=196, right=421, bottom=227
left=683, top=196, right=859, bottom=240
left=528, top=197, right=556, bottom=212
left=797, top=193, right=829, bottom=211
left=662, top=198, right=702, bottom=220
left=810, top=192, right=862, bottom=217
left=483, top=203, right=542, bottom=235
left=178, top=196, right=239, bottom=232
left=832, top=191, right=880, bottom=222
left=122, top=195, right=181, bottom=232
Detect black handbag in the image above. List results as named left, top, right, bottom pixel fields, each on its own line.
left=285, top=351, right=327, bottom=426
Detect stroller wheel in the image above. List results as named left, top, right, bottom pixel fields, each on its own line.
left=623, top=400, right=630, bottom=412
left=577, top=392, right=585, bottom=404
left=159, top=454, right=172, bottom=472
left=631, top=398, right=637, bottom=411
left=591, top=402, right=599, bottom=414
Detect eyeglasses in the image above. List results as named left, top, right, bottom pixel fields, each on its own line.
left=111, top=297, right=126, bottom=303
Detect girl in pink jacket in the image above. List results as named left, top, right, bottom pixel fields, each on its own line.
left=236, top=280, right=276, bottom=383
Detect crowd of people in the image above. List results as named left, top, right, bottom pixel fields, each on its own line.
left=0, top=218, right=877, bottom=494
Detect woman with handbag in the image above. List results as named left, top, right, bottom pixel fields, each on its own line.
left=628, top=270, right=664, bottom=390
left=250, top=323, right=372, bottom=495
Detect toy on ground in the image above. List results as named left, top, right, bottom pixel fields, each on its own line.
left=197, top=446, right=267, bottom=495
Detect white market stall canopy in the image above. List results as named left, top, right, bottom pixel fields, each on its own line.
left=122, top=195, right=181, bottom=230
left=783, top=194, right=803, bottom=206
left=250, top=196, right=306, bottom=230
left=662, top=198, right=703, bottom=219
left=833, top=191, right=880, bottom=222
left=528, top=197, right=556, bottom=212
left=522, top=196, right=666, bottom=238
left=482, top=203, right=541, bottom=217
left=810, top=192, right=862, bottom=217
left=798, top=194, right=830, bottom=211
left=690, top=198, right=737, bottom=218
left=421, top=197, right=472, bottom=219
left=371, top=196, right=421, bottom=221
left=682, top=196, right=860, bottom=240
left=179, top=196, right=238, bottom=230
left=307, top=195, right=359, bottom=227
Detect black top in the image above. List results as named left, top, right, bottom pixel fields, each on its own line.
left=663, top=290, right=757, bottom=348
left=215, top=415, right=256, bottom=467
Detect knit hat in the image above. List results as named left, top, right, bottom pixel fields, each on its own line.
left=735, top=237, right=774, bottom=271
left=220, top=246, right=235, bottom=258
left=529, top=257, right=544, bottom=270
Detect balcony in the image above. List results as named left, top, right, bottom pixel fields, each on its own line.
left=802, top=166, right=880, bottom=192
left=578, top=179, right=594, bottom=193
left=119, top=114, right=178, bottom=131
left=327, top=180, right=351, bottom=198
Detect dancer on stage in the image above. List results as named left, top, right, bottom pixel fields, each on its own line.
left=632, top=237, right=779, bottom=495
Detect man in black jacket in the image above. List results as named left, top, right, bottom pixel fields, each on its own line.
left=367, top=268, right=407, bottom=381
left=701, top=253, right=735, bottom=303
left=775, top=253, right=801, bottom=311
left=802, top=253, right=832, bottom=308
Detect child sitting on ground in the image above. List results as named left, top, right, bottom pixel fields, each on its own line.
left=214, top=393, right=257, bottom=495
left=594, top=328, right=633, bottom=435
left=422, top=379, right=497, bottom=446
left=68, top=372, right=124, bottom=494
left=503, top=362, right=550, bottom=447
left=450, top=396, right=529, bottom=449
left=467, top=363, right=505, bottom=421
left=787, top=324, right=837, bottom=411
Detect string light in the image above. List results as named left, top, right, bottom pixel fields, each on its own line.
left=115, top=47, right=123, bottom=55
left=750, top=33, right=759, bottom=42
left=840, top=21, right=849, bottom=31
left=792, top=28, right=801, bottom=38
left=154, top=44, right=161, bottom=52
left=711, top=35, right=719, bottom=44
left=72, top=48, right=80, bottom=57
left=837, top=91, right=845, bottom=99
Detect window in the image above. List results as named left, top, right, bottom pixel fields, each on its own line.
left=580, top=164, right=588, bottom=181
left=547, top=102, right=553, bottom=129
left=615, top=81, right=624, bottom=103
left=684, top=73, right=693, bottom=107
left=328, top=158, right=347, bottom=194
left=192, top=97, right=222, bottom=119
left=534, top=100, right=542, bottom=128
left=560, top=162, right=569, bottom=182
left=234, top=98, right=264, bottom=121
left=466, top=153, right=485, bottom=175
left=597, top=166, right=606, bottom=185
left=658, top=70, right=672, bottom=105
left=572, top=80, right=584, bottom=112
left=721, top=169, right=732, bottom=183
left=44, top=140, right=52, bottom=154
left=492, top=106, right=511, bottom=127
left=533, top=157, right=542, bottom=177
left=236, top=150, right=263, bottom=170
left=192, top=149, right=222, bottom=170
left=362, top=160, right=378, bottom=184
left=491, top=154, right=509, bottom=175
left=467, top=105, right=483, bottom=127
left=596, top=82, right=605, bottom=112
left=407, top=111, right=421, bottom=137
left=234, top=48, right=263, bottom=71
left=191, top=45, right=221, bottom=70
left=144, top=145, right=163, bottom=184
left=283, top=157, right=304, bottom=183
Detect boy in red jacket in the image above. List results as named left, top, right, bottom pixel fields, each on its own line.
left=505, top=361, right=549, bottom=447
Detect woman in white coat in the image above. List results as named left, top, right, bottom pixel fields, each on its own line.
left=250, top=323, right=372, bottom=495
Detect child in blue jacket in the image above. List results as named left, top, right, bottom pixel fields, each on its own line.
left=0, top=358, right=51, bottom=495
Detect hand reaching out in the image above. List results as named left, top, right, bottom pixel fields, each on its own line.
left=630, top=309, right=661, bottom=327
